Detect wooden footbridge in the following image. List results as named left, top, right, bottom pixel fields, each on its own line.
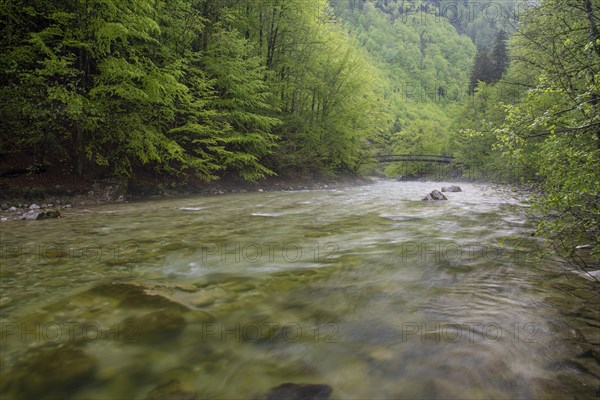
left=374, top=154, right=455, bottom=163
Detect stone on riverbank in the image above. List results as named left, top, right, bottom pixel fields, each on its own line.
left=18, top=208, right=61, bottom=220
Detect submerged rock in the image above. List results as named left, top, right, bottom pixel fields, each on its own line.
left=421, top=190, right=448, bottom=201
left=189, top=290, right=218, bottom=307
left=147, top=379, right=198, bottom=400
left=0, top=297, right=12, bottom=308
left=441, top=185, right=462, bottom=192
left=88, top=282, right=190, bottom=312
left=3, top=344, right=96, bottom=399
left=264, top=383, right=332, bottom=400
left=119, top=292, right=189, bottom=311
left=121, top=310, right=186, bottom=343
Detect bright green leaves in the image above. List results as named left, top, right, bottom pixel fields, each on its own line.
left=3, top=0, right=490, bottom=183
left=385, top=120, right=447, bottom=176
left=336, top=0, right=476, bottom=177
left=93, top=0, right=160, bottom=56
left=454, top=0, right=600, bottom=260
left=202, top=27, right=280, bottom=181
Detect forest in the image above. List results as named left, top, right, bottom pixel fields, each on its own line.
left=1, top=0, right=599, bottom=256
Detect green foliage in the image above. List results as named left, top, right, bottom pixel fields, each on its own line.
left=335, top=0, right=476, bottom=176
left=452, top=0, right=600, bottom=264
left=0, top=0, right=392, bottom=181
left=222, top=0, right=389, bottom=178
left=384, top=120, right=448, bottom=176
left=469, top=31, right=510, bottom=93
left=203, top=27, right=280, bottom=181
left=495, top=0, right=600, bottom=261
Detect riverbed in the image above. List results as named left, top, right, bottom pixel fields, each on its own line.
left=0, top=180, right=598, bottom=399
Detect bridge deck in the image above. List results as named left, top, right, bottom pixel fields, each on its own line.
left=374, top=154, right=454, bottom=163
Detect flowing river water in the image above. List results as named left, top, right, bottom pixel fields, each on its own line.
left=0, top=180, right=598, bottom=399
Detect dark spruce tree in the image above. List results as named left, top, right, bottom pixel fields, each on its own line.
left=469, top=31, right=510, bottom=93
left=490, top=30, right=509, bottom=82
left=469, top=49, right=493, bottom=93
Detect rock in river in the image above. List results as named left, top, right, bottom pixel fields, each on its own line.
left=121, top=310, right=187, bottom=343
left=264, top=383, right=332, bottom=400
left=0, top=297, right=12, bottom=308
left=87, top=282, right=190, bottom=312
left=441, top=185, right=462, bottom=192
left=19, top=208, right=61, bottom=220
left=37, top=209, right=61, bottom=219
left=421, top=190, right=448, bottom=201
left=2, top=344, right=97, bottom=399
left=19, top=209, right=39, bottom=220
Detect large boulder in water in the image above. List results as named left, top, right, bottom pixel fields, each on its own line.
left=421, top=190, right=448, bottom=201
left=441, top=185, right=462, bottom=192
left=264, top=383, right=332, bottom=400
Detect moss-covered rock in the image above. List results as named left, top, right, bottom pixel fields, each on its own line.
left=37, top=209, right=61, bottom=219
left=421, top=190, right=448, bottom=201
left=121, top=310, right=187, bottom=343
left=263, top=383, right=332, bottom=400
left=87, top=282, right=190, bottom=312
left=2, top=344, right=96, bottom=399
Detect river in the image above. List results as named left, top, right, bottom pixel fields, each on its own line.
left=0, top=180, right=598, bottom=399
